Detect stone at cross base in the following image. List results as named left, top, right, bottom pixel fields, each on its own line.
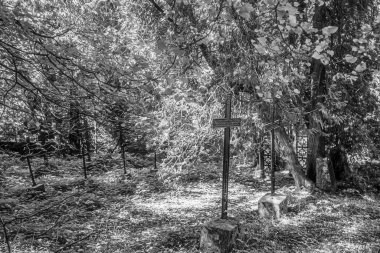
left=200, top=218, right=243, bottom=253
left=258, top=193, right=288, bottom=219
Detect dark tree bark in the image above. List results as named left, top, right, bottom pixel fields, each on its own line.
left=38, top=124, right=49, bottom=166
left=305, top=3, right=329, bottom=183
left=259, top=136, right=265, bottom=179
left=118, top=122, right=127, bottom=174
left=83, top=117, right=92, bottom=161
left=26, top=156, right=36, bottom=186
left=68, top=88, right=81, bottom=155
left=328, top=145, right=350, bottom=182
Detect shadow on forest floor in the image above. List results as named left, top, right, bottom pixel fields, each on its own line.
left=0, top=156, right=379, bottom=253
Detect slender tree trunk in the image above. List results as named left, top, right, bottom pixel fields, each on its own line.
left=14, top=127, right=18, bottom=142
left=84, top=117, right=91, bottom=162
left=68, top=88, right=81, bottom=155
left=291, top=125, right=298, bottom=177
left=94, top=121, right=98, bottom=154
left=292, top=125, right=298, bottom=155
left=81, top=138, right=87, bottom=179
left=119, top=123, right=127, bottom=174
left=270, top=104, right=275, bottom=194
left=39, top=125, right=49, bottom=167
left=1, top=217, right=11, bottom=253
left=259, top=142, right=265, bottom=179
left=26, top=156, right=36, bottom=186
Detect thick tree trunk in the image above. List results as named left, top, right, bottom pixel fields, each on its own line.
left=327, top=158, right=337, bottom=192
left=306, top=58, right=327, bottom=183
left=305, top=3, right=330, bottom=183
left=328, top=145, right=350, bottom=181
left=306, top=113, right=323, bottom=182
left=275, top=126, right=314, bottom=190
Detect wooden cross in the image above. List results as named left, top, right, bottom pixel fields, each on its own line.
left=212, top=95, right=241, bottom=219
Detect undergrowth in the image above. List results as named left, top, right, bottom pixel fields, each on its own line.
left=0, top=154, right=379, bottom=253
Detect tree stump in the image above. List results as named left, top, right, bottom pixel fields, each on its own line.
left=316, top=157, right=331, bottom=190
left=258, top=193, right=288, bottom=219
left=200, top=218, right=242, bottom=253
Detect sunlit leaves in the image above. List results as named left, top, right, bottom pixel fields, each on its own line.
left=289, top=14, right=297, bottom=27
left=312, top=52, right=323, bottom=60
left=238, top=3, right=254, bottom=20
left=322, top=26, right=338, bottom=36
left=254, top=44, right=267, bottom=54
left=265, top=0, right=277, bottom=6
left=277, top=3, right=298, bottom=15
left=344, top=54, right=358, bottom=63
left=355, top=61, right=367, bottom=72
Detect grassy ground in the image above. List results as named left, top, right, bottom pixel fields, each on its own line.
left=0, top=154, right=379, bottom=253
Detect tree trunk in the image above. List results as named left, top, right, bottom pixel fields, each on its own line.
left=38, top=124, right=49, bottom=167
left=94, top=121, right=98, bottom=154
left=327, top=158, right=337, bottom=192
left=259, top=142, right=265, bottom=179
left=275, top=126, right=314, bottom=190
left=81, top=138, right=87, bottom=179
left=306, top=58, right=327, bottom=183
left=68, top=88, right=81, bottom=155
left=305, top=3, right=329, bottom=182
left=26, top=156, right=36, bottom=186
left=305, top=114, right=323, bottom=182
left=84, top=117, right=92, bottom=161
left=328, top=145, right=350, bottom=181
left=292, top=125, right=297, bottom=155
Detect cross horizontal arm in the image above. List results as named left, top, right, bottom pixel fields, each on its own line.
left=212, top=118, right=242, bottom=128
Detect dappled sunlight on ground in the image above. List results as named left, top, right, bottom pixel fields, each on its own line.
left=1, top=156, right=379, bottom=253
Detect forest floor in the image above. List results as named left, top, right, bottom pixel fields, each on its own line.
left=0, top=154, right=379, bottom=253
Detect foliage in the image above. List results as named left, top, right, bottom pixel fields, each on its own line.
left=1, top=0, right=380, bottom=185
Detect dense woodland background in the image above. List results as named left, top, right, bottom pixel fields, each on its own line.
left=0, top=0, right=380, bottom=252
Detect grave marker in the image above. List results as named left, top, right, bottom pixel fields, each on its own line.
left=200, top=94, right=243, bottom=253
left=212, top=95, right=241, bottom=219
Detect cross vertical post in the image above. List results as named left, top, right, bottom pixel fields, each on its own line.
left=222, top=106, right=230, bottom=220
left=270, top=103, right=275, bottom=195
left=212, top=94, right=241, bottom=219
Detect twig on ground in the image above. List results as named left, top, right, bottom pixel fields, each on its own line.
left=37, top=214, right=67, bottom=238
left=53, top=232, right=96, bottom=253
left=6, top=190, right=84, bottom=225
